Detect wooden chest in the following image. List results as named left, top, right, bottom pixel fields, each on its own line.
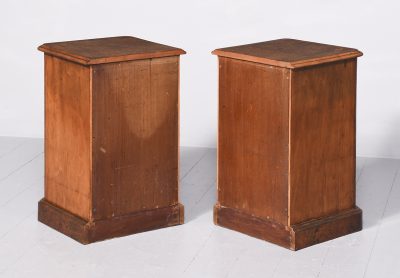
left=212, top=39, right=363, bottom=250
left=38, top=36, right=185, bottom=244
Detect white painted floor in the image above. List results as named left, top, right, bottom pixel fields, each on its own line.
left=0, top=137, right=399, bottom=278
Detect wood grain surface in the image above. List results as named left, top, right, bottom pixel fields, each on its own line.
left=214, top=204, right=291, bottom=249
left=39, top=199, right=183, bottom=244
left=214, top=204, right=361, bottom=251
left=289, top=59, right=357, bottom=225
left=214, top=39, right=361, bottom=250
left=44, top=55, right=92, bottom=220
left=40, top=37, right=185, bottom=243
left=92, top=57, right=180, bottom=220
left=290, top=207, right=362, bottom=250
left=212, top=39, right=362, bottom=68
left=217, top=57, right=290, bottom=225
left=38, top=36, right=186, bottom=65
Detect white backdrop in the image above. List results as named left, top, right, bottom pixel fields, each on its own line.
left=1, top=0, right=399, bottom=158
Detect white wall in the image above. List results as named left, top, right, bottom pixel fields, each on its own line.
left=1, top=0, right=399, bottom=158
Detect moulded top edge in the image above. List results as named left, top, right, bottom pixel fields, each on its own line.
left=212, top=38, right=363, bottom=69
left=38, top=36, right=186, bottom=65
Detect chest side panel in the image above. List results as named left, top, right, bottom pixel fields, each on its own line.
left=45, top=55, right=92, bottom=220
left=218, top=57, right=289, bottom=225
left=92, top=57, right=179, bottom=219
left=289, top=60, right=357, bottom=225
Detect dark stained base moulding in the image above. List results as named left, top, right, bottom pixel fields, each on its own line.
left=38, top=199, right=184, bottom=244
left=214, top=204, right=362, bottom=251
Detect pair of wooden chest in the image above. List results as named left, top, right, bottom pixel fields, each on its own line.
left=38, top=36, right=362, bottom=250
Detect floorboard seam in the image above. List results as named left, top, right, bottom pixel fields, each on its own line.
left=356, top=158, right=367, bottom=185
left=182, top=229, right=215, bottom=274
left=0, top=175, right=44, bottom=208
left=180, top=150, right=209, bottom=182
left=0, top=140, right=27, bottom=160
left=0, top=152, right=44, bottom=183
left=362, top=164, right=400, bottom=278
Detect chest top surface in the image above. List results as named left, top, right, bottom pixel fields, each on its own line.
left=39, top=36, right=186, bottom=65
left=212, top=38, right=362, bottom=69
